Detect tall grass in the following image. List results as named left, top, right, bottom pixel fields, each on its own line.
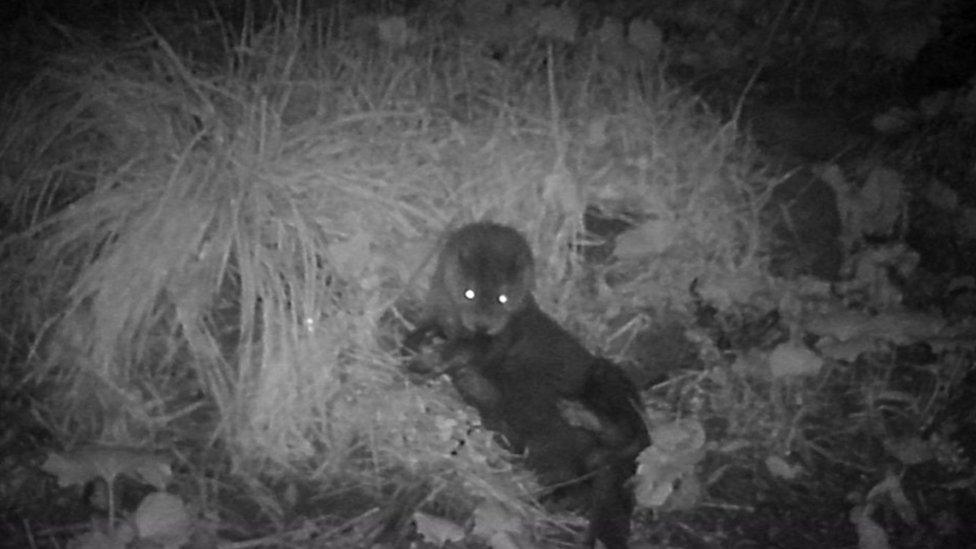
left=0, top=1, right=773, bottom=538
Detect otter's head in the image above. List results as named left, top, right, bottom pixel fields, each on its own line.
left=442, top=223, right=535, bottom=336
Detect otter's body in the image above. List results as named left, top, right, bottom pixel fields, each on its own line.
left=404, top=222, right=649, bottom=549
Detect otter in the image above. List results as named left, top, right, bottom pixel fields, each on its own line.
left=404, top=222, right=649, bottom=549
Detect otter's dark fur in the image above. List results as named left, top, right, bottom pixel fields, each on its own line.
left=404, top=222, right=649, bottom=549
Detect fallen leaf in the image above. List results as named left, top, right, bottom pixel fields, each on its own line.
left=536, top=5, right=577, bottom=43
left=694, top=272, right=768, bottom=309
left=862, top=312, right=946, bottom=345
left=614, top=219, right=677, bottom=258
left=884, top=437, right=934, bottom=466
left=134, top=492, right=191, bottom=546
left=816, top=335, right=881, bottom=362
left=42, top=446, right=171, bottom=490
left=634, top=419, right=706, bottom=509
left=329, top=231, right=373, bottom=281
left=42, top=452, right=101, bottom=488
left=851, top=505, right=891, bottom=549
left=595, top=17, right=624, bottom=48
left=805, top=311, right=873, bottom=342
left=628, top=18, right=663, bottom=57
left=769, top=343, right=823, bottom=378
left=730, top=351, right=768, bottom=379
left=650, top=418, right=706, bottom=455
left=857, top=166, right=906, bottom=243
left=765, top=455, right=803, bottom=480
left=473, top=500, right=520, bottom=533
left=376, top=16, right=417, bottom=48
left=414, top=511, right=465, bottom=545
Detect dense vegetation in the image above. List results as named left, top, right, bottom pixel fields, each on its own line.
left=1, top=1, right=973, bottom=547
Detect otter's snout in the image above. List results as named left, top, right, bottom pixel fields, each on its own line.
left=460, top=310, right=508, bottom=336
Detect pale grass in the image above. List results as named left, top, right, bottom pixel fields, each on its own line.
left=0, top=3, right=775, bottom=544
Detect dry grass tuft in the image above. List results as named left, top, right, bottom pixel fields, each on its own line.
left=0, top=4, right=775, bottom=544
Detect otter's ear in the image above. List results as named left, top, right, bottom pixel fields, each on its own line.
left=456, top=240, right=478, bottom=266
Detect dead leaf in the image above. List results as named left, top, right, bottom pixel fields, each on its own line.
left=765, top=455, right=803, bottom=480
left=769, top=343, right=823, bottom=378
left=694, top=272, right=768, bottom=309
left=472, top=500, right=522, bottom=540
left=614, top=219, right=676, bottom=258
left=652, top=419, right=706, bottom=455
left=628, top=18, right=663, bottom=57
left=730, top=350, right=768, bottom=379
left=414, top=511, right=465, bottom=545
left=377, top=16, right=417, bottom=48
left=595, top=17, right=625, bottom=48
left=851, top=505, right=891, bottom=549
left=329, top=231, right=373, bottom=281
left=862, top=312, right=946, bottom=345
left=884, top=437, right=933, bottom=466
left=536, top=5, right=577, bottom=43
left=634, top=419, right=706, bottom=509
left=816, top=335, right=881, bottom=362
left=42, top=446, right=171, bottom=490
left=134, top=491, right=191, bottom=546
left=808, top=309, right=946, bottom=351
left=42, top=452, right=101, bottom=488
left=858, top=167, right=905, bottom=237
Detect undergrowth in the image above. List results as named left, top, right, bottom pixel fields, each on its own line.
left=5, top=2, right=969, bottom=548
left=0, top=5, right=766, bottom=544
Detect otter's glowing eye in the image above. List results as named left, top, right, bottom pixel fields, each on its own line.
left=498, top=294, right=508, bottom=305
left=464, top=289, right=476, bottom=300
